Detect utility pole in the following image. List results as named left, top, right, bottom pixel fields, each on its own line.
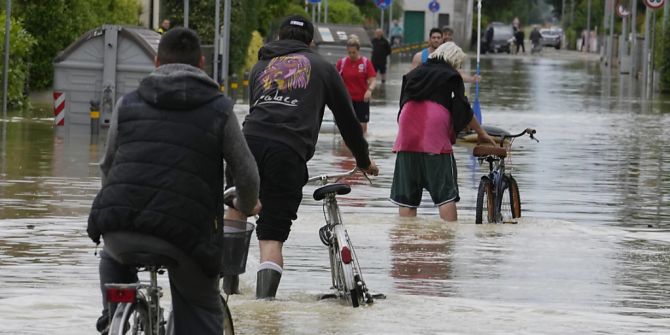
left=325, top=0, right=329, bottom=23
left=562, top=0, right=566, bottom=26
left=587, top=0, right=592, bottom=51
left=213, top=0, right=220, bottom=84
left=221, top=0, right=231, bottom=94
left=631, top=0, right=638, bottom=77
left=184, top=0, right=189, bottom=28
left=608, top=0, right=615, bottom=69
left=2, top=0, right=10, bottom=121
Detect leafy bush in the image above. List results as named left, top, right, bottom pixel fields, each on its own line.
left=660, top=26, right=670, bottom=93
left=0, top=12, right=36, bottom=109
left=15, top=0, right=141, bottom=90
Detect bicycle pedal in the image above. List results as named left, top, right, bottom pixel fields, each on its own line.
left=370, top=293, right=387, bottom=300
left=318, top=293, right=338, bottom=300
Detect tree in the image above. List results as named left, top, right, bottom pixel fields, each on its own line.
left=0, top=12, right=36, bottom=109
left=14, top=0, right=141, bottom=89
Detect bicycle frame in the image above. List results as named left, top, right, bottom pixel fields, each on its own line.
left=307, top=168, right=374, bottom=307
left=475, top=128, right=538, bottom=223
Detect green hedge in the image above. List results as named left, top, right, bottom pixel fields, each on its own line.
left=0, top=12, right=36, bottom=109
left=660, top=26, right=670, bottom=93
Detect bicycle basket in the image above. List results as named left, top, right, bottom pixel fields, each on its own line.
left=220, top=219, right=255, bottom=276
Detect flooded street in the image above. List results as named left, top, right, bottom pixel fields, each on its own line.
left=1, top=50, right=669, bottom=334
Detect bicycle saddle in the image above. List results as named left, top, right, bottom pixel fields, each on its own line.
left=313, top=183, right=351, bottom=201
left=473, top=145, right=507, bottom=158
left=103, top=232, right=181, bottom=268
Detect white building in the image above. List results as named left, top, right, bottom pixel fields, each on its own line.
left=401, top=0, right=474, bottom=48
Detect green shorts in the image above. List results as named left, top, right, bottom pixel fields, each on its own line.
left=389, top=152, right=459, bottom=208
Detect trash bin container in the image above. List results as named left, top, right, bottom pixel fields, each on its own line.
left=53, top=25, right=160, bottom=128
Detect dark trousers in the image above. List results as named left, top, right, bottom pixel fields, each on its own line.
left=98, top=239, right=223, bottom=334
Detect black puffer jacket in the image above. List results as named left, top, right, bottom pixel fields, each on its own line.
left=88, top=64, right=258, bottom=277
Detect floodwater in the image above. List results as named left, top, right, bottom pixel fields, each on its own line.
left=1, top=49, right=669, bottom=334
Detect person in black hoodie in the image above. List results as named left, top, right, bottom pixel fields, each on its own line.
left=390, top=42, right=494, bottom=221
left=226, top=15, right=379, bottom=300
left=88, top=28, right=260, bottom=334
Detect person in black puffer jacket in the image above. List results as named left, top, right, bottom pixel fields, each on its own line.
left=88, top=28, right=260, bottom=335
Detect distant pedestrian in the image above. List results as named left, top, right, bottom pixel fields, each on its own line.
left=390, top=19, right=403, bottom=46
left=410, top=28, right=442, bottom=70
left=514, top=27, right=525, bottom=53
left=442, top=26, right=454, bottom=43
left=390, top=42, right=495, bottom=220
left=157, top=18, right=171, bottom=35
left=530, top=26, right=542, bottom=53
left=371, top=28, right=391, bottom=84
left=580, top=30, right=587, bottom=52
left=336, top=36, right=377, bottom=133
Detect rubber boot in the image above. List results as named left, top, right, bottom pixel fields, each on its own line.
left=256, top=268, right=282, bottom=300
left=222, top=274, right=240, bottom=295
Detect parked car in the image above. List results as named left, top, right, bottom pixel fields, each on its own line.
left=540, top=28, right=562, bottom=49
left=482, top=22, right=514, bottom=54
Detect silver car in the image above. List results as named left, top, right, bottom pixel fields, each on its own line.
left=540, top=28, right=562, bottom=49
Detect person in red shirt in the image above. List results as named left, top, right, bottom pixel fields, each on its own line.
left=336, top=36, right=377, bottom=133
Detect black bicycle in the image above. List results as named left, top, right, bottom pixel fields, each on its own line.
left=473, top=128, right=538, bottom=224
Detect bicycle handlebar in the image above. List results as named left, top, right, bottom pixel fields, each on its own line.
left=499, top=128, right=539, bottom=147
left=307, top=167, right=372, bottom=185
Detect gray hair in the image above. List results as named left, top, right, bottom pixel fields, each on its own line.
left=428, top=42, right=466, bottom=69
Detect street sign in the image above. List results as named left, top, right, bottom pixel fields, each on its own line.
left=376, top=0, right=391, bottom=9
left=308, top=0, right=321, bottom=3
left=428, top=0, right=440, bottom=13
left=644, top=0, right=665, bottom=9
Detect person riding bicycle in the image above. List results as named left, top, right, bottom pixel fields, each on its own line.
left=225, top=15, right=379, bottom=300
left=390, top=42, right=495, bottom=221
left=87, top=27, right=260, bottom=334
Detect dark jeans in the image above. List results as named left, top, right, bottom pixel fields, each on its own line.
left=98, top=233, right=223, bottom=335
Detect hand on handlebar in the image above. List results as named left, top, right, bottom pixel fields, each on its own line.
left=360, top=159, right=379, bottom=176
left=477, top=132, right=497, bottom=147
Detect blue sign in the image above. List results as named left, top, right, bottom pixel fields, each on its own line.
left=376, top=0, right=392, bottom=9
left=308, top=0, right=321, bottom=3
left=428, top=0, right=440, bottom=13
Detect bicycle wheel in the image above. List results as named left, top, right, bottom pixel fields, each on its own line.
left=221, top=296, right=235, bottom=335
left=476, top=177, right=495, bottom=224
left=331, top=225, right=359, bottom=307
left=500, top=174, right=521, bottom=223
left=109, top=300, right=152, bottom=335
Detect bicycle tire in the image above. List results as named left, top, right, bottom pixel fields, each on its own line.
left=221, top=296, right=235, bottom=335
left=500, top=174, right=521, bottom=222
left=332, top=225, right=359, bottom=307
left=109, top=299, right=152, bottom=335
left=476, top=177, right=495, bottom=224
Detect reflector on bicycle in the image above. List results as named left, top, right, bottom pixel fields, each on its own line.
left=341, top=246, right=352, bottom=264
left=106, top=286, right=137, bottom=303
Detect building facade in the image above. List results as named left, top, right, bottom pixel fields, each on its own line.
left=402, top=0, right=474, bottom=48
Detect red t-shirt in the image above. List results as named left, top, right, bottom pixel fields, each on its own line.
left=336, top=56, right=376, bottom=102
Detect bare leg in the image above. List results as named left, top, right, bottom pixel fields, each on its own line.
left=398, top=206, right=417, bottom=217
left=438, top=202, right=457, bottom=221
left=259, top=240, right=284, bottom=268
left=224, top=207, right=246, bottom=221
left=360, top=122, right=368, bottom=134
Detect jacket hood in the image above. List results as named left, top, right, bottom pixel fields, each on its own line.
left=258, top=39, right=312, bottom=60
left=138, top=63, right=221, bottom=110
left=402, top=59, right=461, bottom=102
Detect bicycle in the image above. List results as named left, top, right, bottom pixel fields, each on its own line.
left=104, top=190, right=248, bottom=334
left=473, top=128, right=539, bottom=224
left=307, top=168, right=378, bottom=308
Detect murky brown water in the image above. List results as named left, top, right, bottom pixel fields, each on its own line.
left=1, top=50, right=669, bottom=334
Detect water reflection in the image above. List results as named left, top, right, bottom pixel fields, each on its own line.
left=390, top=218, right=455, bottom=297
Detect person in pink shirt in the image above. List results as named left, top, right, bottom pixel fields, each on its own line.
left=336, top=36, right=377, bottom=133
left=390, top=42, right=495, bottom=221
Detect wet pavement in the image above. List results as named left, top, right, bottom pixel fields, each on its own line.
left=1, top=49, right=669, bottom=334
